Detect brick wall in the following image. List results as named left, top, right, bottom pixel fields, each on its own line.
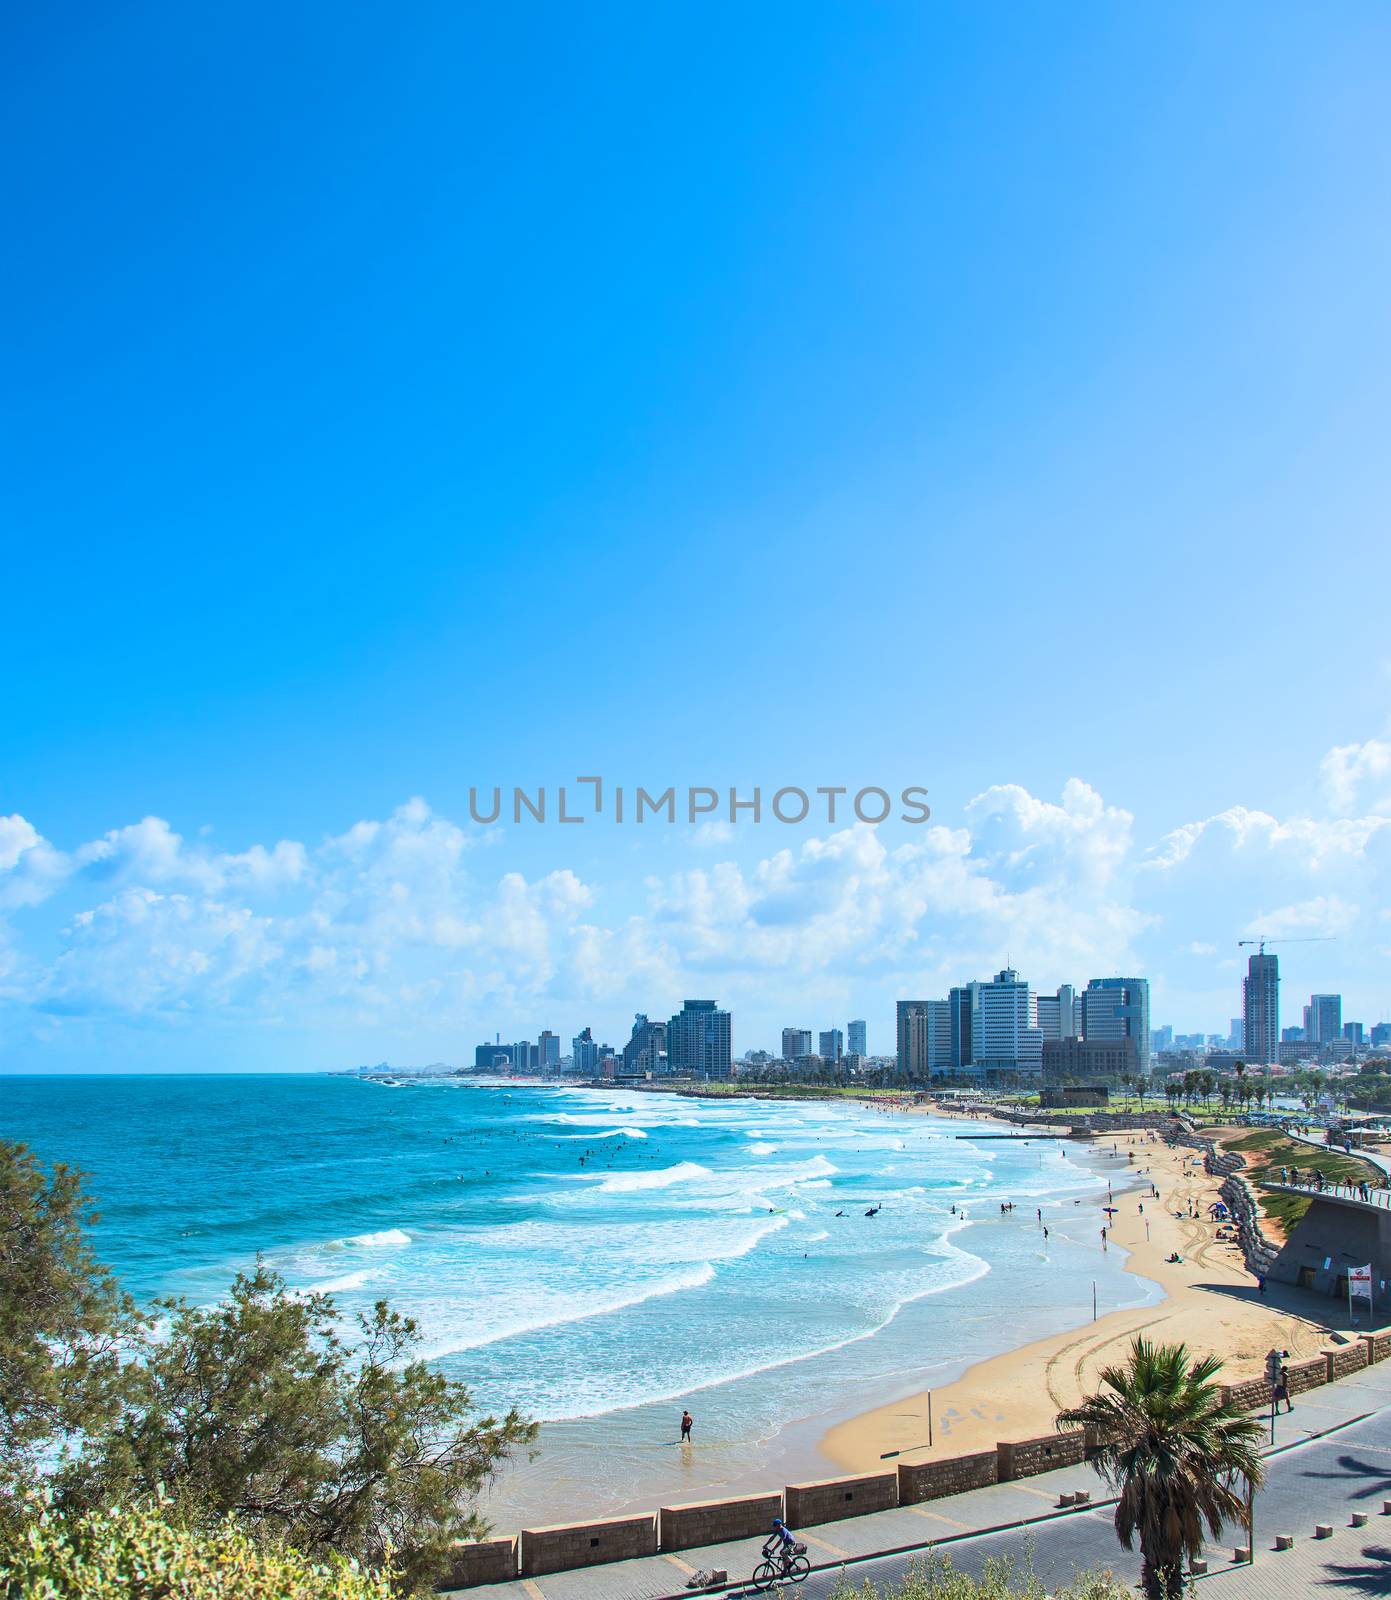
left=659, top=1493, right=784, bottom=1551
left=996, top=1430, right=1087, bottom=1481
left=519, top=1514, right=658, bottom=1576
left=1326, top=1342, right=1370, bottom=1383
left=1287, top=1356, right=1327, bottom=1395
left=784, top=1471, right=898, bottom=1526
left=1364, top=1332, right=1391, bottom=1365
left=440, top=1538, right=517, bottom=1588
left=897, top=1450, right=998, bottom=1505
left=1220, top=1376, right=1270, bottom=1412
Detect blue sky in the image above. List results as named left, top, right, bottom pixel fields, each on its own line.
left=4, top=4, right=1391, bottom=1069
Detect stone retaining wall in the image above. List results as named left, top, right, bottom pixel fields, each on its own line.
left=996, top=1430, right=1088, bottom=1481
left=897, top=1450, right=998, bottom=1504
left=441, top=1538, right=517, bottom=1588
left=784, top=1471, right=898, bottom=1526
left=1220, top=1376, right=1270, bottom=1411
left=1327, top=1342, right=1370, bottom=1382
left=1365, top=1332, right=1391, bottom=1364
left=1288, top=1355, right=1328, bottom=1395
left=659, top=1493, right=784, bottom=1551
left=519, top=1514, right=658, bottom=1576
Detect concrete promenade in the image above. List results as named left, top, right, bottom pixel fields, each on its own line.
left=453, top=1347, right=1391, bottom=1599
left=1283, top=1126, right=1391, bottom=1186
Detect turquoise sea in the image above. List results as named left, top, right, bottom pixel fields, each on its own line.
left=0, top=1075, right=1158, bottom=1523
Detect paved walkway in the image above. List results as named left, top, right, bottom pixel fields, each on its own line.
left=1262, top=1179, right=1391, bottom=1214
left=453, top=1340, right=1391, bottom=1599
left=1285, top=1128, right=1391, bottom=1186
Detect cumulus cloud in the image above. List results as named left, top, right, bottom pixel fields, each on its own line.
left=1320, top=737, right=1391, bottom=815
left=3, top=736, right=1391, bottom=1050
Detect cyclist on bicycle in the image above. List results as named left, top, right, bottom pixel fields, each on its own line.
left=762, top=1518, right=797, bottom=1564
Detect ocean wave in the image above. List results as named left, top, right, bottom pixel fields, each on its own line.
left=747, top=1142, right=777, bottom=1156
left=417, top=1261, right=718, bottom=1359
left=592, top=1160, right=713, bottom=1194
left=339, top=1227, right=412, bottom=1248
left=524, top=1238, right=993, bottom=1421
left=551, top=1127, right=648, bottom=1140
left=304, top=1268, right=379, bottom=1294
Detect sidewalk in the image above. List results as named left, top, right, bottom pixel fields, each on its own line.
left=452, top=1346, right=1391, bottom=1600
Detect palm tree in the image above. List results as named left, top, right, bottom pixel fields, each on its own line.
left=1057, top=1337, right=1265, bottom=1600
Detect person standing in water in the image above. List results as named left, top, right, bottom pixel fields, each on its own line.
left=680, top=1409, right=693, bottom=1442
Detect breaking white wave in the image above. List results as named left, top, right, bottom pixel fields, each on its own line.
left=551, top=1126, right=648, bottom=1140
left=338, top=1227, right=411, bottom=1248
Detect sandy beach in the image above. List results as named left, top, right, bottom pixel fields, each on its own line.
left=823, top=1123, right=1341, bottom=1472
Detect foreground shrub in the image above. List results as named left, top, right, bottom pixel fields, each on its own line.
left=0, top=1497, right=396, bottom=1599
left=828, top=1550, right=1132, bottom=1599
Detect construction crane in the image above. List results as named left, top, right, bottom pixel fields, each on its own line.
left=1237, top=936, right=1335, bottom=955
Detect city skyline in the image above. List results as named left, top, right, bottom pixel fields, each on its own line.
left=461, top=956, right=1388, bottom=1086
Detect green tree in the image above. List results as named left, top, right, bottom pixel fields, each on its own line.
left=1057, top=1338, right=1264, bottom=1600
left=0, top=1144, right=142, bottom=1518
left=71, top=1265, right=535, bottom=1594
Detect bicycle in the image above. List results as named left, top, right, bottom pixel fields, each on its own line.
left=750, top=1544, right=810, bottom=1590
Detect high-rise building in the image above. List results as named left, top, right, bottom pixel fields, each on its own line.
left=572, top=1027, right=599, bottom=1075
left=895, top=1000, right=950, bottom=1078
left=970, top=969, right=1042, bottom=1081
left=1344, top=1021, right=1366, bottom=1046
left=538, top=1030, right=560, bottom=1069
left=895, top=1002, right=924, bottom=1077
left=623, top=1013, right=667, bottom=1074
left=1035, top=985, right=1080, bottom=1042
left=1242, top=952, right=1280, bottom=1065
left=1230, top=1018, right=1244, bottom=1050
left=668, top=999, right=733, bottom=1080
left=949, top=985, right=976, bottom=1072
left=782, top=1027, right=813, bottom=1061
left=1371, top=1022, right=1391, bottom=1048
left=847, top=1020, right=868, bottom=1057
left=1150, top=1024, right=1173, bottom=1053
left=819, top=1028, right=844, bottom=1062
left=1305, top=994, right=1342, bottom=1045
left=1080, top=978, right=1150, bottom=1073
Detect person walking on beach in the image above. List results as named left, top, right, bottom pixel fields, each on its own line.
left=680, top=1409, right=693, bottom=1442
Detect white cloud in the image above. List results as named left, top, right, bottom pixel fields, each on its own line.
left=5, top=732, right=1391, bottom=1049
left=1241, top=895, right=1360, bottom=940
left=1320, top=737, right=1391, bottom=815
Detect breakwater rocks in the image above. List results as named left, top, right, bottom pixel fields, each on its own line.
left=1170, top=1127, right=1279, bottom=1277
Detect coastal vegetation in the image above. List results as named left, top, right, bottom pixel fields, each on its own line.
left=0, top=1141, right=534, bottom=1596
left=1057, top=1338, right=1264, bottom=1600
left=828, top=1551, right=1130, bottom=1598
left=0, top=1497, right=394, bottom=1599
